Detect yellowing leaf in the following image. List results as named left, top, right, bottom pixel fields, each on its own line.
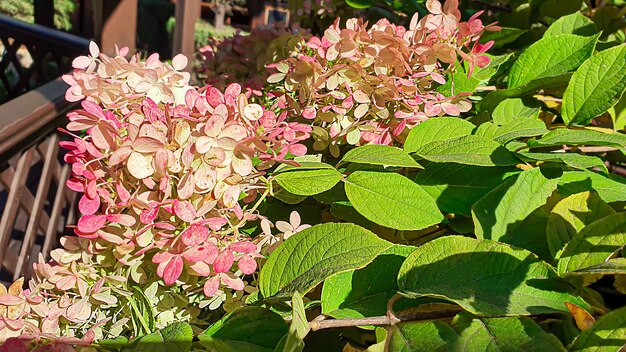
left=566, top=302, right=596, bottom=330
left=128, top=152, right=154, bottom=179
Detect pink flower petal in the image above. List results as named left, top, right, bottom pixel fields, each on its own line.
left=181, top=224, right=209, bottom=246
left=205, top=86, right=225, bottom=107
left=229, top=241, right=257, bottom=253
left=173, top=200, right=196, bottom=223
left=0, top=294, right=22, bottom=306
left=78, top=194, right=100, bottom=215
left=163, top=255, right=183, bottom=285
left=221, top=274, right=245, bottom=291
left=106, top=214, right=136, bottom=227
left=66, top=178, right=84, bottom=192
left=77, top=214, right=106, bottom=233
left=183, top=245, right=209, bottom=263
left=203, top=275, right=220, bottom=296
left=213, top=249, right=234, bottom=273
left=238, top=255, right=258, bottom=275
left=152, top=251, right=173, bottom=264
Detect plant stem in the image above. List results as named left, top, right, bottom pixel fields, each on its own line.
left=309, top=310, right=460, bottom=331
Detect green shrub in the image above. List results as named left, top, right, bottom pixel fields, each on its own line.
left=0, top=0, right=77, bottom=31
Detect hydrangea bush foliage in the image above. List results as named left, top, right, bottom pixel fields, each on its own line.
left=2, top=0, right=626, bottom=351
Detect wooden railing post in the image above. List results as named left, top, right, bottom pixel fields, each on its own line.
left=173, top=0, right=200, bottom=72
left=93, top=0, right=138, bottom=55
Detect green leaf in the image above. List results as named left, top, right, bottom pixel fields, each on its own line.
left=321, top=245, right=414, bottom=319
left=479, top=74, right=573, bottom=113
left=571, top=258, right=626, bottom=274
left=528, top=128, right=626, bottom=154
left=437, top=70, right=481, bottom=96
left=344, top=171, right=444, bottom=230
left=387, top=321, right=458, bottom=352
left=273, top=188, right=307, bottom=204
left=557, top=212, right=626, bottom=275
left=135, top=322, right=193, bottom=352
left=259, top=223, right=391, bottom=299
left=508, top=34, right=599, bottom=89
left=516, top=152, right=608, bottom=173
left=199, top=307, right=288, bottom=352
left=472, top=168, right=558, bottom=246
left=452, top=314, right=567, bottom=352
left=415, top=135, right=520, bottom=166
left=437, top=70, right=480, bottom=96
left=562, top=43, right=626, bottom=125
left=283, top=292, right=309, bottom=352
left=273, top=162, right=342, bottom=196
left=558, top=170, right=626, bottom=203
left=415, top=163, right=518, bottom=216
left=544, top=12, right=598, bottom=37
left=474, top=119, right=549, bottom=144
left=492, top=97, right=541, bottom=125
left=404, top=117, right=475, bottom=154
left=472, top=53, right=516, bottom=83
left=609, top=91, right=626, bottom=131
left=340, top=144, right=421, bottom=168
left=398, top=236, right=589, bottom=316
left=546, top=191, right=615, bottom=259
left=480, top=27, right=527, bottom=48
left=569, top=305, right=626, bottom=352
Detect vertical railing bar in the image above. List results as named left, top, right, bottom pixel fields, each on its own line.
left=0, top=167, right=53, bottom=232
left=38, top=135, right=74, bottom=204
left=14, top=134, right=59, bottom=280
left=41, top=163, right=71, bottom=260
left=0, top=148, right=35, bottom=269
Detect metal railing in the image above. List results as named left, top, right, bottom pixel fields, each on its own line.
left=0, top=14, right=90, bottom=103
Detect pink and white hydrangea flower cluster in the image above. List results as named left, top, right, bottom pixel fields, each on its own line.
left=0, top=44, right=312, bottom=350
left=268, top=0, right=498, bottom=156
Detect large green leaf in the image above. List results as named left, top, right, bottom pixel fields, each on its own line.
left=415, top=163, right=518, bottom=216
left=345, top=171, right=444, bottom=230
left=479, top=74, right=572, bottom=113
left=528, top=128, right=626, bottom=154
left=563, top=44, right=626, bottom=125
left=492, top=97, right=541, bottom=125
left=404, top=117, right=475, bottom=154
left=415, top=135, right=520, bottom=166
left=516, top=152, right=608, bottom=172
left=387, top=321, right=458, bottom=352
left=134, top=322, right=193, bottom=352
left=569, top=306, right=626, bottom=352
left=546, top=191, right=615, bottom=259
left=321, top=245, right=414, bottom=319
left=557, top=212, right=626, bottom=275
left=199, top=307, right=288, bottom=352
left=472, top=168, right=558, bottom=247
left=544, top=12, right=598, bottom=37
left=558, top=170, right=626, bottom=203
left=452, top=314, right=567, bottom=352
left=273, top=162, right=342, bottom=196
left=398, top=236, right=589, bottom=316
left=340, top=144, right=421, bottom=168
left=474, top=119, right=548, bottom=144
left=508, top=34, right=599, bottom=89
left=259, top=223, right=391, bottom=298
